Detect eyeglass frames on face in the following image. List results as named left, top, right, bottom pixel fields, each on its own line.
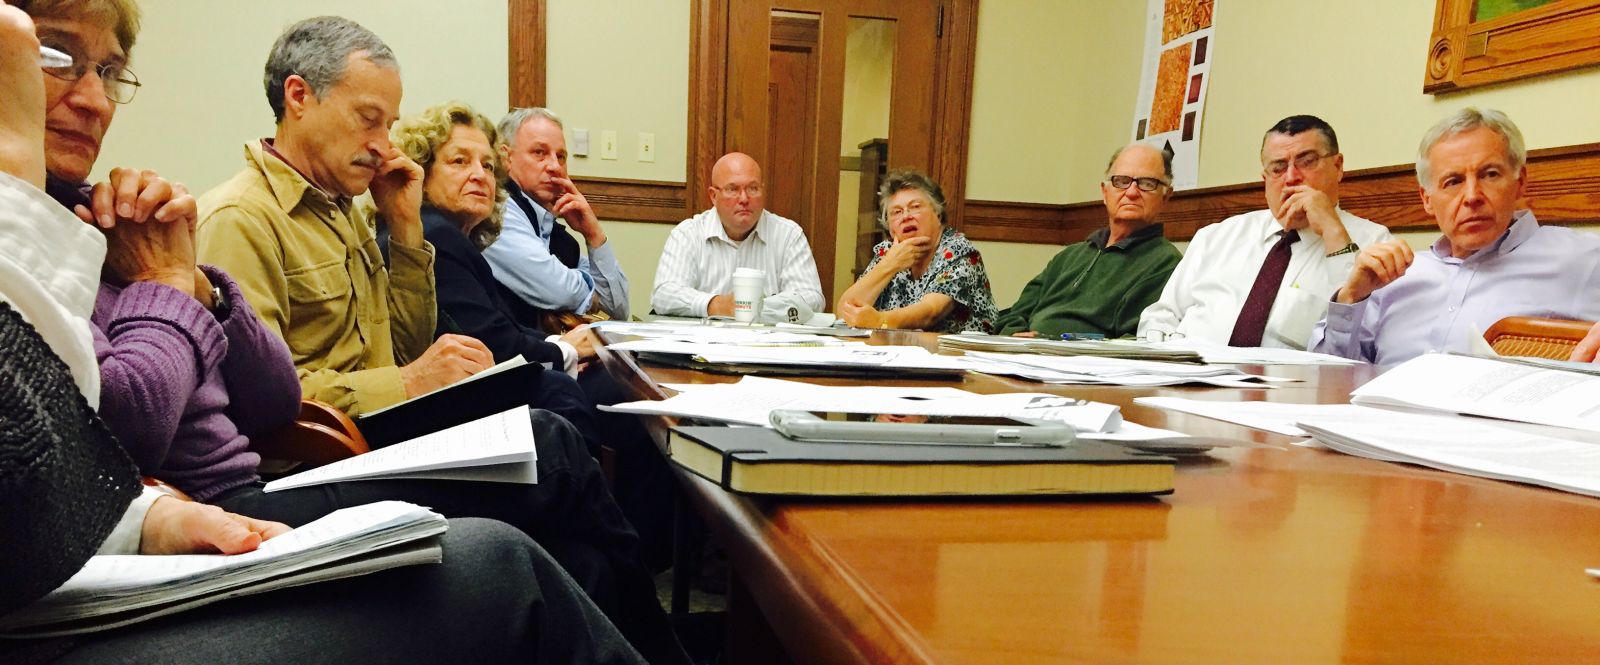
left=1263, top=151, right=1334, bottom=179
left=40, top=46, right=141, bottom=104
left=1106, top=175, right=1169, bottom=193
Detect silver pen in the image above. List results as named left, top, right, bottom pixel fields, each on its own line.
left=39, top=45, right=72, bottom=68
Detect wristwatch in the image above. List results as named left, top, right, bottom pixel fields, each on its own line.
left=1326, top=242, right=1360, bottom=257
left=208, top=284, right=231, bottom=319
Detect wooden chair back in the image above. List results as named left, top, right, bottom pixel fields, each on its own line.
left=1482, top=316, right=1596, bottom=360
left=250, top=400, right=370, bottom=475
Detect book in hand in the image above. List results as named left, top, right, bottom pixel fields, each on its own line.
left=357, top=356, right=544, bottom=448
left=0, top=501, right=447, bottom=637
left=668, top=425, right=1174, bottom=497
left=265, top=407, right=538, bottom=493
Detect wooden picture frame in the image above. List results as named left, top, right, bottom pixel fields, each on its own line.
left=1425, top=0, right=1600, bottom=94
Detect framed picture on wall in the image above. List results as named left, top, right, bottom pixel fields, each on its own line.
left=1425, top=0, right=1600, bottom=93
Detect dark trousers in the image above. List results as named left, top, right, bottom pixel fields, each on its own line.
left=578, top=366, right=682, bottom=571
left=213, top=409, right=689, bottom=665
left=30, top=519, right=646, bottom=665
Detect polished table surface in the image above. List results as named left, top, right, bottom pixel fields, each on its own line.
left=597, top=331, right=1600, bottom=664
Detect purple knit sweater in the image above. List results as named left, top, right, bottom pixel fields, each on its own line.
left=91, top=267, right=302, bottom=500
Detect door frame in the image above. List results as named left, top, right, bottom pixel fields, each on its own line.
left=506, top=0, right=978, bottom=229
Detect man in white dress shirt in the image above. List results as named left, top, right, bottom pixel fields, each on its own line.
left=1138, top=115, right=1393, bottom=349
left=651, top=152, right=824, bottom=318
left=485, top=107, right=629, bottom=326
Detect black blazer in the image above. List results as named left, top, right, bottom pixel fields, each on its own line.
left=381, top=207, right=566, bottom=367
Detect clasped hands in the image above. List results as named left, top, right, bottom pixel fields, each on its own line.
left=78, top=167, right=215, bottom=306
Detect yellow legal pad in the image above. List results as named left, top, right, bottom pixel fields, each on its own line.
left=669, top=426, right=1175, bottom=497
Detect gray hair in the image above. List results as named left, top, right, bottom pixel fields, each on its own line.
left=265, top=16, right=398, bottom=123
left=1104, top=142, right=1174, bottom=181
left=495, top=107, right=564, bottom=151
left=876, top=169, right=946, bottom=230
left=1416, top=107, right=1526, bottom=189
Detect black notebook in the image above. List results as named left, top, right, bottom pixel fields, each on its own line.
left=668, top=426, right=1175, bottom=497
left=355, top=359, right=544, bottom=449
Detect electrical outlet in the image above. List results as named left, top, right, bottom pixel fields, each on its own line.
left=572, top=129, right=590, bottom=157
left=638, top=132, right=655, bottom=162
left=600, top=130, right=618, bottom=160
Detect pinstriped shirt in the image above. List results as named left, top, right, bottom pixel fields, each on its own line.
left=650, top=208, right=825, bottom=317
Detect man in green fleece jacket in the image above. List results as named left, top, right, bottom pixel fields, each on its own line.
left=996, top=143, right=1182, bottom=338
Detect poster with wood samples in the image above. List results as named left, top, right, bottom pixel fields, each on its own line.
left=1132, top=0, right=1215, bottom=190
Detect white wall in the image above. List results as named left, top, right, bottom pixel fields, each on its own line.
left=95, top=0, right=509, bottom=193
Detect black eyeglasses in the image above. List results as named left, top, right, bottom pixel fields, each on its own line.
left=1106, top=175, right=1169, bottom=193
left=1263, top=151, right=1334, bottom=179
left=40, top=46, right=141, bottom=104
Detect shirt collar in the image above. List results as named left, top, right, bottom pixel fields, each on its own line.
left=1430, top=209, right=1537, bottom=263
left=702, top=208, right=766, bottom=245
left=247, top=139, right=349, bottom=213
left=1089, top=222, right=1165, bottom=250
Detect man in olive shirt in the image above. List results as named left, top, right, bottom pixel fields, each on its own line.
left=996, top=143, right=1182, bottom=338
left=196, top=20, right=490, bottom=416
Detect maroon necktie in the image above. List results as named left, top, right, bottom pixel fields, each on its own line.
left=1228, top=229, right=1298, bottom=347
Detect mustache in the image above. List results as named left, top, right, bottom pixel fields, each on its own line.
left=352, top=152, right=383, bottom=169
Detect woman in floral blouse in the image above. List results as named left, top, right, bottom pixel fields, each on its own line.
left=837, top=169, right=998, bottom=333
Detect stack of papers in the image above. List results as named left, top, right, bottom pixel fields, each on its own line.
left=601, top=376, right=1125, bottom=433
left=1135, top=396, right=1373, bottom=437
left=939, top=333, right=1204, bottom=363
left=1147, top=339, right=1362, bottom=365
left=610, top=339, right=970, bottom=372
left=961, top=351, right=1295, bottom=388
left=0, top=501, right=447, bottom=636
left=1350, top=353, right=1600, bottom=433
left=265, top=407, right=539, bottom=492
left=595, top=319, right=865, bottom=341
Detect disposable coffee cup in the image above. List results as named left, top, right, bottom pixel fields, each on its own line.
left=730, top=268, right=767, bottom=323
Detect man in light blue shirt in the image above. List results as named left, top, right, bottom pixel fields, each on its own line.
left=486, top=108, right=629, bottom=325
left=1310, top=108, right=1600, bottom=368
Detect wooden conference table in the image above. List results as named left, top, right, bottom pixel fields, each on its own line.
left=595, top=331, right=1600, bottom=664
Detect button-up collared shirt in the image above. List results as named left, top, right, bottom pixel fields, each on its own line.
left=482, top=186, right=629, bottom=319
left=196, top=141, right=437, bottom=416
left=1310, top=211, right=1600, bottom=368
left=1139, top=207, right=1394, bottom=349
left=650, top=208, right=825, bottom=317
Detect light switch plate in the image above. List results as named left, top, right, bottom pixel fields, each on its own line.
left=572, top=128, right=590, bottom=157
left=600, top=130, right=618, bottom=160
left=638, top=132, right=656, bottom=162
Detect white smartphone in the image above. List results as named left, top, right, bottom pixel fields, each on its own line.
left=768, top=410, right=1076, bottom=447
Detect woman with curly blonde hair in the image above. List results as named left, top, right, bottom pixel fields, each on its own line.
left=381, top=100, right=593, bottom=375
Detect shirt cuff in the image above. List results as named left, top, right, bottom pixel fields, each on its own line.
left=545, top=334, right=580, bottom=376
left=97, top=486, right=165, bottom=555
left=693, top=292, right=716, bottom=318
left=1324, top=297, right=1367, bottom=335
left=588, top=240, right=620, bottom=271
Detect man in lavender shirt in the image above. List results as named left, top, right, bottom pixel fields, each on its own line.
left=1309, top=107, right=1600, bottom=368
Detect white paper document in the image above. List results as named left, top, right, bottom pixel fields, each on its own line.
left=1151, top=339, right=1362, bottom=366
left=591, top=320, right=846, bottom=346
left=600, top=376, right=1124, bottom=433
left=612, top=339, right=970, bottom=371
left=265, top=407, right=538, bottom=492
left=1135, top=396, right=1375, bottom=437
left=1299, top=411, right=1600, bottom=499
left=1350, top=353, right=1600, bottom=433
left=1, top=501, right=446, bottom=636
left=961, top=351, right=1290, bottom=388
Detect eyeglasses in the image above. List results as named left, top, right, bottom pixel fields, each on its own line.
left=886, top=199, right=930, bottom=219
left=1263, top=151, right=1334, bottom=179
left=1106, top=175, right=1169, bottom=193
left=716, top=183, right=763, bottom=198
left=40, top=46, right=141, bottom=104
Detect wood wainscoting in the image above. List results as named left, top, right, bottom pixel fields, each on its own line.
left=964, top=142, right=1600, bottom=246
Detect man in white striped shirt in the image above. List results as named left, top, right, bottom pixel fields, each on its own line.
left=650, top=152, right=824, bottom=317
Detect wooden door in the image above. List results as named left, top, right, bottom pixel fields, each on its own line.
left=725, top=0, right=948, bottom=307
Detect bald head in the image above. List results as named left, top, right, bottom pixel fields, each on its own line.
left=708, top=152, right=766, bottom=241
